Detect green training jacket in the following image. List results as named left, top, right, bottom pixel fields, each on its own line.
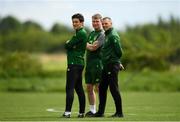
left=65, top=27, right=87, bottom=66
left=102, top=28, right=122, bottom=65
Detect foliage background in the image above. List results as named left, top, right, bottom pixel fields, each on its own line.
left=0, top=15, right=180, bottom=92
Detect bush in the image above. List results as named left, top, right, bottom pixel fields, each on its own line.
left=0, top=52, right=42, bottom=77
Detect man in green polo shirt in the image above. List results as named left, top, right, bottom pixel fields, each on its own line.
left=62, top=13, right=87, bottom=118
left=95, top=17, right=124, bottom=118
left=85, top=14, right=104, bottom=117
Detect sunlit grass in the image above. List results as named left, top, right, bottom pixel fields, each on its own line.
left=39, top=53, right=67, bottom=71
left=0, top=53, right=180, bottom=92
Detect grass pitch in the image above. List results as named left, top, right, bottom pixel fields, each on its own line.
left=0, top=92, right=180, bottom=121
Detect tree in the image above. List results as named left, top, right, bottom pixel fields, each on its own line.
left=50, top=23, right=72, bottom=34
left=0, top=15, right=22, bottom=34
left=23, top=20, right=43, bottom=31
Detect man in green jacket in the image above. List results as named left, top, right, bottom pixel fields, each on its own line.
left=85, top=13, right=104, bottom=117
left=63, top=13, right=87, bottom=118
left=95, top=17, right=124, bottom=117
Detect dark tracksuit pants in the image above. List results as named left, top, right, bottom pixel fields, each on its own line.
left=98, top=63, right=123, bottom=114
left=65, top=64, right=86, bottom=114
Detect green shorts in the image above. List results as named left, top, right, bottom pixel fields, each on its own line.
left=85, top=61, right=102, bottom=84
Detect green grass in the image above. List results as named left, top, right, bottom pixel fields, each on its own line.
left=0, top=92, right=180, bottom=121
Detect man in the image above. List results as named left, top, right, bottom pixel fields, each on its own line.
left=63, top=13, right=87, bottom=118
left=94, top=17, right=124, bottom=117
left=85, top=14, right=104, bottom=117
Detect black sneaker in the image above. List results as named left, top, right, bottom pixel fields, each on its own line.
left=62, top=113, right=71, bottom=118
left=78, top=113, right=84, bottom=118
left=85, top=111, right=95, bottom=117
left=111, top=113, right=123, bottom=118
left=94, top=112, right=104, bottom=117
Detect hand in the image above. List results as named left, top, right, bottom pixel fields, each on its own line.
left=86, top=43, right=91, bottom=48
left=86, top=43, right=96, bottom=51
left=93, top=41, right=99, bottom=46
left=119, top=64, right=124, bottom=70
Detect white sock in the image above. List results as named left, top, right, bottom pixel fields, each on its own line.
left=90, top=105, right=96, bottom=114
left=64, top=111, right=71, bottom=115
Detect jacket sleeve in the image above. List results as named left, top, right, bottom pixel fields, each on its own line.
left=111, top=35, right=122, bottom=58
left=96, top=32, right=105, bottom=47
left=65, top=31, right=85, bottom=49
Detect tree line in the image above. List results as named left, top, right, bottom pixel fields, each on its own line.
left=0, top=15, right=180, bottom=72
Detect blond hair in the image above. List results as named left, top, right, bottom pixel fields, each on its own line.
left=92, top=14, right=102, bottom=20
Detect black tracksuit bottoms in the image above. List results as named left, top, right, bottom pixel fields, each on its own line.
left=98, top=63, right=123, bottom=114
left=65, top=64, right=86, bottom=114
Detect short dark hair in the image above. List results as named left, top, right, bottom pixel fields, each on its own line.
left=102, top=17, right=111, bottom=21
left=72, top=13, right=84, bottom=22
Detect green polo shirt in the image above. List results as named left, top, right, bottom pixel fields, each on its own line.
left=102, top=28, right=122, bottom=65
left=85, top=30, right=104, bottom=84
left=65, top=27, right=87, bottom=66
left=86, top=30, right=104, bottom=65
